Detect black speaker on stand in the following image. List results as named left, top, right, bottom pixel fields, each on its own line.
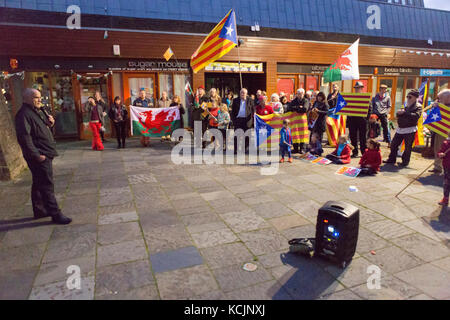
left=314, top=201, right=359, bottom=268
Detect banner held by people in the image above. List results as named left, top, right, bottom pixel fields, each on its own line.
left=191, top=9, right=238, bottom=73
left=255, top=112, right=308, bottom=148
left=130, top=106, right=180, bottom=137
left=335, top=93, right=372, bottom=117
left=323, top=39, right=360, bottom=83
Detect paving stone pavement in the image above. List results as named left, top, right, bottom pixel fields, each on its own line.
left=0, top=138, right=449, bottom=300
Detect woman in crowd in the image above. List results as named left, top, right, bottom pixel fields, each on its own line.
left=223, top=91, right=234, bottom=112
left=108, top=96, right=128, bottom=149
left=169, top=95, right=185, bottom=141
left=309, top=92, right=329, bottom=143
left=280, top=95, right=289, bottom=112
left=256, top=95, right=274, bottom=116
left=207, top=97, right=220, bottom=148
left=271, top=93, right=284, bottom=114
left=217, top=103, right=231, bottom=151
left=84, top=96, right=104, bottom=151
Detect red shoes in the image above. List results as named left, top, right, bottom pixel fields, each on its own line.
left=280, top=158, right=285, bottom=163
left=438, top=197, right=449, bottom=206
left=288, top=158, right=293, bottom=163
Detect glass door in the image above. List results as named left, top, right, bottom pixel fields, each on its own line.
left=123, top=73, right=156, bottom=106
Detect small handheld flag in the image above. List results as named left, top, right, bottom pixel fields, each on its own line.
left=191, top=9, right=238, bottom=73
left=185, top=82, right=194, bottom=97
left=424, top=103, right=450, bottom=137
left=163, top=47, right=174, bottom=61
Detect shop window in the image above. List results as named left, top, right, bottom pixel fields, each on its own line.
left=298, top=75, right=305, bottom=90
left=51, top=73, right=77, bottom=137
left=159, top=73, right=174, bottom=99
left=277, top=78, right=295, bottom=101
left=26, top=72, right=52, bottom=111
left=428, top=78, right=437, bottom=105
left=438, top=78, right=449, bottom=93
left=128, top=77, right=155, bottom=106
left=395, top=77, right=405, bottom=113
left=306, top=76, right=319, bottom=92
left=173, top=74, right=192, bottom=127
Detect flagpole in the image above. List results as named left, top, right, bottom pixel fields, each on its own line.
left=237, top=38, right=243, bottom=90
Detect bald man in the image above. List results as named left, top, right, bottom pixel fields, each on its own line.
left=15, top=88, right=72, bottom=224
left=429, top=89, right=450, bottom=174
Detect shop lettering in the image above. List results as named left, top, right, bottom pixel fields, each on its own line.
left=421, top=69, right=444, bottom=76
left=383, top=67, right=414, bottom=75
left=128, top=61, right=188, bottom=69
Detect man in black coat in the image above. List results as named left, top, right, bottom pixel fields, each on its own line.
left=231, top=88, right=255, bottom=154
left=191, top=86, right=210, bottom=148
left=384, top=89, right=422, bottom=167
left=287, top=88, right=310, bottom=153
left=15, top=88, right=72, bottom=224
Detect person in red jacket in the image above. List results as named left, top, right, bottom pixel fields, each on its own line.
left=255, top=95, right=274, bottom=116
left=437, top=132, right=450, bottom=206
left=358, top=139, right=382, bottom=176
left=326, top=135, right=353, bottom=164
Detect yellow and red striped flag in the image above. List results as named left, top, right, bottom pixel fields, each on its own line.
left=163, top=47, right=174, bottom=61
left=336, top=93, right=372, bottom=117
left=191, top=9, right=238, bottom=73
left=424, top=103, right=450, bottom=138
left=255, top=112, right=309, bottom=148
left=326, top=111, right=347, bottom=147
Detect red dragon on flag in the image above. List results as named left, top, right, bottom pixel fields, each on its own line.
left=130, top=106, right=180, bottom=137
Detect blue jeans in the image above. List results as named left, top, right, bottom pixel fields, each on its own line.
left=280, top=145, right=292, bottom=159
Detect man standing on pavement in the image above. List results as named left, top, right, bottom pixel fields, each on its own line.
left=191, top=86, right=209, bottom=149
left=231, top=88, right=254, bottom=154
left=348, top=81, right=370, bottom=158
left=383, top=89, right=422, bottom=168
left=15, top=88, right=72, bottom=224
left=287, top=88, right=310, bottom=153
left=327, top=84, right=340, bottom=109
left=371, top=84, right=391, bottom=146
left=429, top=89, right=450, bottom=174
left=133, top=89, right=153, bottom=147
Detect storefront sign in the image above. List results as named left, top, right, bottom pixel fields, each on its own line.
left=123, top=60, right=189, bottom=71
left=205, top=62, right=263, bottom=73
left=420, top=69, right=450, bottom=77
left=378, top=67, right=420, bottom=76
left=277, top=64, right=374, bottom=75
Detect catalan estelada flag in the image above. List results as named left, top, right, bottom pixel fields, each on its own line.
left=163, top=47, right=174, bottom=61
left=326, top=108, right=347, bottom=147
left=335, top=93, right=372, bottom=117
left=191, top=9, right=238, bottom=73
left=424, top=103, right=450, bottom=138
left=254, top=112, right=308, bottom=148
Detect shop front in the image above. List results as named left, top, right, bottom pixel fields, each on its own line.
left=1, top=56, right=192, bottom=140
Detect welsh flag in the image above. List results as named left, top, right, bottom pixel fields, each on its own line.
left=130, top=106, right=180, bottom=137
left=323, top=39, right=360, bottom=83
left=185, top=82, right=194, bottom=97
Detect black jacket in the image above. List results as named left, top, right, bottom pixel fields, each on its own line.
left=311, top=101, right=329, bottom=132
left=231, top=97, right=255, bottom=128
left=15, top=103, right=58, bottom=161
left=108, top=104, right=128, bottom=122
left=191, top=95, right=209, bottom=122
left=397, top=102, right=422, bottom=129
left=287, top=97, right=309, bottom=114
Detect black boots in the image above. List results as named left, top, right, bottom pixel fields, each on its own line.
left=52, top=212, right=72, bottom=225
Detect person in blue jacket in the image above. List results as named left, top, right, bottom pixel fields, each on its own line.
left=280, top=119, right=293, bottom=163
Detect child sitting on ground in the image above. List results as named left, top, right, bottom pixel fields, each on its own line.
left=368, top=114, right=381, bottom=139
left=437, top=131, right=450, bottom=206
left=280, top=119, right=293, bottom=163
left=325, top=135, right=353, bottom=164
left=358, top=139, right=382, bottom=176
left=306, top=132, right=323, bottom=156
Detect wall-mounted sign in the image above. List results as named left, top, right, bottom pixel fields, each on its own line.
left=378, top=67, right=420, bottom=76
left=205, top=62, right=264, bottom=73
left=277, top=64, right=374, bottom=75
left=122, top=60, right=189, bottom=71
left=420, top=69, right=450, bottom=77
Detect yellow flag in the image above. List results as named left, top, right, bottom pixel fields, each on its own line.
left=163, top=47, right=174, bottom=61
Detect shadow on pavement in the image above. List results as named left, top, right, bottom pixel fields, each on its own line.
left=0, top=217, right=53, bottom=232
left=417, top=174, right=443, bottom=187
left=270, top=251, right=344, bottom=300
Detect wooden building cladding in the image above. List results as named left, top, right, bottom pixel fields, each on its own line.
left=2, top=25, right=450, bottom=95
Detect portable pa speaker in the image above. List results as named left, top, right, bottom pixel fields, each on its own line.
left=315, top=201, right=359, bottom=268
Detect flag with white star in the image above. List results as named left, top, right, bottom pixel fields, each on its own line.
left=191, top=9, right=238, bottom=73
left=334, top=93, right=372, bottom=117
left=424, top=103, right=450, bottom=137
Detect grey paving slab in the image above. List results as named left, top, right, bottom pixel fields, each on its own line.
left=50, top=223, right=97, bottom=241
left=318, top=289, right=362, bottom=300
left=251, top=201, right=295, bottom=219
left=391, top=233, right=450, bottom=262
left=0, top=268, right=37, bottom=299
left=155, top=265, right=219, bottom=300
left=224, top=280, right=292, bottom=300
left=144, top=224, right=194, bottom=254
left=189, top=290, right=228, bottom=300
left=98, top=211, right=139, bottom=225
left=364, top=219, right=415, bottom=240
left=29, top=276, right=95, bottom=300
left=98, top=221, right=143, bottom=245
left=0, top=243, right=46, bottom=272
left=431, top=257, right=450, bottom=273
left=238, top=228, right=289, bottom=256
left=96, top=284, right=159, bottom=300
left=0, top=225, right=54, bottom=248
left=281, top=224, right=317, bottom=241
left=150, top=246, right=203, bottom=273
left=191, top=228, right=238, bottom=249
left=220, top=210, right=269, bottom=233
left=356, top=228, right=391, bottom=255
left=212, top=263, right=273, bottom=293
left=362, top=246, right=424, bottom=274
left=139, top=210, right=180, bottom=230
left=324, top=257, right=375, bottom=288
left=395, top=264, right=450, bottom=299
left=97, top=239, right=148, bottom=267
left=95, top=260, right=154, bottom=297
left=286, top=200, right=321, bottom=222
left=200, top=242, right=254, bottom=269
left=268, top=215, right=310, bottom=231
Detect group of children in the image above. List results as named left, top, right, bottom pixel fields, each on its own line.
left=279, top=119, right=382, bottom=177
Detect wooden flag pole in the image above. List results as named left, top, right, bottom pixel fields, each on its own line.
left=237, top=38, right=243, bottom=90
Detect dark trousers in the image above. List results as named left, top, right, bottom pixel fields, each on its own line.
left=100, top=129, right=106, bottom=142
left=219, top=128, right=227, bottom=149
left=26, top=157, right=60, bottom=218
left=387, top=132, right=416, bottom=165
left=378, top=113, right=391, bottom=143
left=233, top=118, right=250, bottom=153
left=280, top=145, right=292, bottom=159
left=310, top=129, right=324, bottom=144
left=114, top=121, right=127, bottom=146
left=348, top=117, right=367, bottom=156
left=444, top=168, right=450, bottom=198
left=326, top=154, right=345, bottom=164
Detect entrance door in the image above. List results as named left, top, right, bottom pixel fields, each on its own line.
left=123, top=73, right=156, bottom=106
left=377, top=77, right=396, bottom=118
